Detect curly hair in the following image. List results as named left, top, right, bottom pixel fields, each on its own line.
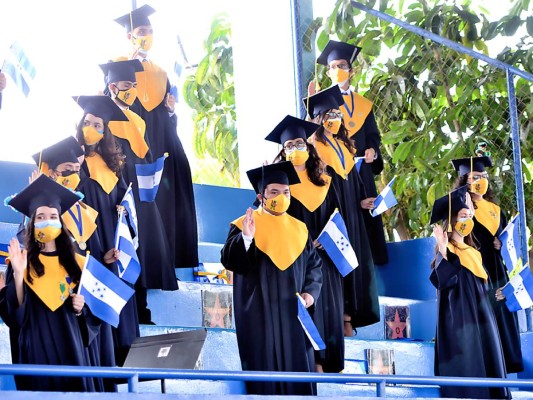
left=25, top=212, right=81, bottom=285
left=76, top=114, right=125, bottom=175
left=273, top=142, right=329, bottom=187
left=313, top=112, right=356, bottom=155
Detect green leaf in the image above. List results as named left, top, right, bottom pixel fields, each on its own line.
left=504, top=16, right=521, bottom=36
left=527, top=16, right=533, bottom=36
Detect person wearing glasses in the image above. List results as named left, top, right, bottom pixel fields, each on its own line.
left=451, top=154, right=523, bottom=374
left=304, top=86, right=380, bottom=336
left=310, top=40, right=388, bottom=266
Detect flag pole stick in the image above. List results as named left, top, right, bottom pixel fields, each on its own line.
left=77, top=251, right=91, bottom=295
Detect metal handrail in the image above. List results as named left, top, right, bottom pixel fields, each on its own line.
left=1, top=364, right=532, bottom=397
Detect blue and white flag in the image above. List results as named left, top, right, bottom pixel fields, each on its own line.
left=120, top=183, right=138, bottom=249
left=499, top=214, right=522, bottom=273
left=79, top=255, right=135, bottom=327
left=135, top=154, right=167, bottom=202
left=502, top=264, right=533, bottom=312
left=2, top=42, right=36, bottom=97
left=296, top=293, right=325, bottom=351
left=355, top=157, right=364, bottom=173
left=317, top=209, right=358, bottom=277
left=371, top=177, right=398, bottom=217
left=114, top=210, right=141, bottom=285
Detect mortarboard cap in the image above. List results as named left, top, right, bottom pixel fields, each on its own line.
left=302, top=85, right=344, bottom=119
left=246, top=161, right=300, bottom=195
left=114, top=4, right=156, bottom=32
left=99, top=59, right=143, bottom=84
left=430, top=185, right=469, bottom=225
left=451, top=156, right=493, bottom=176
left=264, top=115, right=320, bottom=145
left=32, top=136, right=83, bottom=170
left=72, top=95, right=129, bottom=123
left=8, top=175, right=80, bottom=217
left=316, top=40, right=362, bottom=66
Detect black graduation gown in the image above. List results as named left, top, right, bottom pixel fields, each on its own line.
left=287, top=177, right=344, bottom=373
left=472, top=202, right=523, bottom=373
left=129, top=60, right=198, bottom=269
left=221, top=224, right=322, bottom=395
left=2, top=261, right=97, bottom=392
left=430, top=251, right=510, bottom=399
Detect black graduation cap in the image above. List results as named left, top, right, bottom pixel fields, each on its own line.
left=302, top=85, right=344, bottom=119
left=246, top=161, right=300, bottom=195
left=430, top=185, right=469, bottom=225
left=450, top=156, right=493, bottom=176
left=72, top=95, right=129, bottom=123
left=264, top=115, right=320, bottom=145
left=316, top=40, right=362, bottom=66
left=31, top=136, right=84, bottom=170
left=7, top=175, right=80, bottom=217
left=114, top=4, right=156, bottom=32
left=99, top=60, right=144, bottom=84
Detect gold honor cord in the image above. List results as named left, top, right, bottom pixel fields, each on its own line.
left=447, top=191, right=453, bottom=233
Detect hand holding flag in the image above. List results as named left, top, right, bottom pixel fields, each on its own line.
left=502, top=263, right=533, bottom=312
left=296, top=293, right=325, bottom=351
left=371, top=177, right=398, bottom=217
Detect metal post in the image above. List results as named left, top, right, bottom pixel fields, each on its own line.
left=290, top=0, right=305, bottom=118
left=376, top=379, right=387, bottom=397
left=128, top=373, right=139, bottom=393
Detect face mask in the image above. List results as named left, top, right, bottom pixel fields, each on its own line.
left=286, top=149, right=309, bottom=166
left=455, top=217, right=474, bottom=237
left=132, top=34, right=153, bottom=53
left=263, top=193, right=290, bottom=214
left=34, top=220, right=62, bottom=243
left=329, top=68, right=350, bottom=86
left=115, top=86, right=137, bottom=106
left=323, top=118, right=342, bottom=135
left=470, top=177, right=489, bottom=195
left=56, top=170, right=80, bottom=190
left=83, top=125, right=104, bottom=145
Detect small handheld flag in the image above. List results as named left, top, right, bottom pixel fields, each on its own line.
left=2, top=42, right=36, bottom=97
left=114, top=207, right=141, bottom=285
left=371, top=177, right=398, bottom=217
left=502, top=264, right=533, bottom=312
left=296, top=293, right=325, bottom=351
left=499, top=213, right=522, bottom=273
left=120, top=183, right=139, bottom=249
left=355, top=157, right=364, bottom=173
left=135, top=153, right=167, bottom=202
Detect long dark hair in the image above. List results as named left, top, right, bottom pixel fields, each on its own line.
left=313, top=111, right=356, bottom=155
left=452, top=173, right=496, bottom=204
left=25, top=212, right=81, bottom=284
left=273, top=142, right=328, bottom=186
left=76, top=114, right=124, bottom=175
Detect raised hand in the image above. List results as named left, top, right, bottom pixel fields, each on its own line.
left=8, top=238, right=27, bottom=277
left=242, top=207, right=255, bottom=238
left=433, top=224, right=448, bottom=257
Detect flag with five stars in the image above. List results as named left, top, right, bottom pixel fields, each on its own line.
left=502, top=264, right=533, bottom=312
left=499, top=213, right=522, bottom=273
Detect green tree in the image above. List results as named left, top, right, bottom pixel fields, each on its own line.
left=182, top=13, right=239, bottom=186
left=305, top=0, right=533, bottom=239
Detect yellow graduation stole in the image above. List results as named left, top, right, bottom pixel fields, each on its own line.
left=85, top=153, right=119, bottom=194
left=473, top=199, right=500, bottom=236
left=232, top=207, right=308, bottom=271
left=290, top=170, right=331, bottom=212
left=312, top=137, right=355, bottom=179
left=447, top=242, right=488, bottom=281
left=341, top=92, right=373, bottom=138
left=109, top=109, right=149, bottom=159
left=24, top=253, right=86, bottom=312
left=62, top=202, right=98, bottom=249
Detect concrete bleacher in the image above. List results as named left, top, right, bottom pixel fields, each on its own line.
left=1, top=159, right=533, bottom=398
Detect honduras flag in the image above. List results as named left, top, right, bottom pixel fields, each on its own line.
left=120, top=183, right=139, bottom=249
left=499, top=214, right=522, bottom=274
left=371, top=177, right=398, bottom=217
left=296, top=293, right=326, bottom=351
left=2, top=42, right=36, bottom=97
left=355, top=156, right=364, bottom=173
left=135, top=153, right=167, bottom=202
left=317, top=209, right=359, bottom=277
left=114, top=210, right=141, bottom=284
left=79, top=255, right=135, bottom=327
left=502, top=264, right=533, bottom=312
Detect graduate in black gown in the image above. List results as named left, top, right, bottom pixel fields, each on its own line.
left=266, top=115, right=344, bottom=373
left=304, top=86, right=380, bottom=334
left=313, top=40, right=387, bottom=265
left=430, top=185, right=510, bottom=399
left=221, top=162, right=323, bottom=395
left=451, top=155, right=523, bottom=373
left=113, top=4, right=198, bottom=270
left=2, top=175, right=99, bottom=392
left=72, top=94, right=142, bottom=367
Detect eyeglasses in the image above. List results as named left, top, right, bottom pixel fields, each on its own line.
left=284, top=141, right=307, bottom=152
left=328, top=63, right=350, bottom=70
left=325, top=111, right=343, bottom=119
left=470, top=172, right=489, bottom=181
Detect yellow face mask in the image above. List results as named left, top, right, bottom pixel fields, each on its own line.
left=286, top=149, right=309, bottom=166
left=329, top=68, right=350, bottom=85
left=115, top=86, right=138, bottom=106
left=132, top=34, right=153, bottom=53
left=56, top=170, right=80, bottom=190
left=455, top=218, right=474, bottom=237
left=34, top=220, right=62, bottom=243
left=323, top=118, right=342, bottom=135
left=264, top=193, right=290, bottom=214
left=83, top=126, right=104, bottom=145
left=470, top=177, right=489, bottom=195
